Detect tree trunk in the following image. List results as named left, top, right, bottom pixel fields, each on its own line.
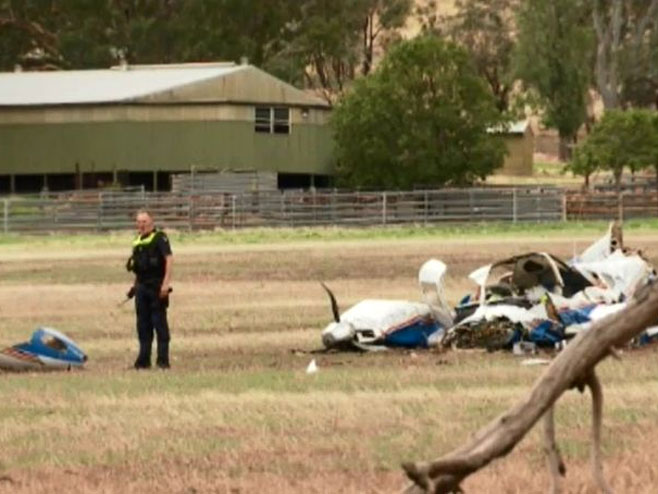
left=558, top=134, right=573, bottom=161
left=592, top=0, right=622, bottom=110
left=654, top=164, right=658, bottom=212
left=402, top=280, right=658, bottom=494
left=614, top=168, right=622, bottom=193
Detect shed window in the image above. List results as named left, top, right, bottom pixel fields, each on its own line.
left=254, top=107, right=290, bottom=134
left=255, top=107, right=272, bottom=133
left=273, top=107, right=290, bottom=134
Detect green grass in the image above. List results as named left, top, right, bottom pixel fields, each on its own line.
left=0, top=219, right=656, bottom=252
left=533, top=160, right=568, bottom=177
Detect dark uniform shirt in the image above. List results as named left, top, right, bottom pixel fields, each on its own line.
left=130, top=229, right=172, bottom=286
left=149, top=231, right=172, bottom=259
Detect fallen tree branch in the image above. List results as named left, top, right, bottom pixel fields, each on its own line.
left=402, top=281, right=658, bottom=493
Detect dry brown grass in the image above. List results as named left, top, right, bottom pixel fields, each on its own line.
left=1, top=233, right=658, bottom=493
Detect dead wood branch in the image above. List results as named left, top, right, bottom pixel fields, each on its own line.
left=542, top=370, right=611, bottom=494
left=402, top=281, right=658, bottom=494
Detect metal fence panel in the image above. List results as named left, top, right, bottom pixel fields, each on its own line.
left=3, top=186, right=641, bottom=233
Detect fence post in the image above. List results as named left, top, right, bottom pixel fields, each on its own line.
left=618, top=191, right=624, bottom=222
left=188, top=194, right=194, bottom=232
left=469, top=189, right=474, bottom=221
left=332, top=189, right=337, bottom=224
left=512, top=188, right=518, bottom=223
left=231, top=195, right=236, bottom=230
left=561, top=192, right=568, bottom=222
left=3, top=199, right=8, bottom=234
left=382, top=192, right=387, bottom=225
left=97, top=192, right=103, bottom=231
left=424, top=190, right=428, bottom=225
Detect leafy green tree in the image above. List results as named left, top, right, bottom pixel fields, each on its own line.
left=0, top=0, right=302, bottom=71
left=567, top=142, right=598, bottom=189
left=650, top=113, right=658, bottom=194
left=277, top=0, right=412, bottom=102
left=571, top=109, right=657, bottom=190
left=646, top=112, right=658, bottom=195
left=514, top=0, right=593, bottom=161
left=0, top=0, right=70, bottom=70
left=443, top=0, right=518, bottom=113
left=331, top=35, right=507, bottom=188
left=174, top=0, right=301, bottom=69
left=0, top=0, right=179, bottom=69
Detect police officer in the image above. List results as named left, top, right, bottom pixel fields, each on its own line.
left=126, top=210, right=173, bottom=369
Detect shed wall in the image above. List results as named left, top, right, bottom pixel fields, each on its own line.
left=0, top=119, right=334, bottom=175
left=496, top=130, right=534, bottom=176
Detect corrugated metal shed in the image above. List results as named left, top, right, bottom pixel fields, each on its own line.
left=505, top=120, right=530, bottom=135
left=0, top=63, right=329, bottom=108
left=0, top=62, right=335, bottom=191
left=492, top=120, right=534, bottom=176
left=487, top=120, right=530, bottom=135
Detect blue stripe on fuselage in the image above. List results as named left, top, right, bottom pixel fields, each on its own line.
left=383, top=321, right=442, bottom=348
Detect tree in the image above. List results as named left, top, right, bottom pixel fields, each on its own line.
left=647, top=113, right=658, bottom=196
left=0, top=0, right=183, bottom=69
left=571, top=109, right=657, bottom=190
left=331, top=35, right=507, bottom=189
left=592, top=0, right=658, bottom=109
left=277, top=0, right=412, bottom=102
left=514, top=0, right=593, bottom=161
left=443, top=0, right=518, bottom=113
left=0, top=0, right=303, bottom=72
left=568, top=143, right=598, bottom=189
left=0, top=0, right=71, bottom=70
left=175, top=0, right=301, bottom=70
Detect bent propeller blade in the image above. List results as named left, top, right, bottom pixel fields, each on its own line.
left=320, top=282, right=340, bottom=323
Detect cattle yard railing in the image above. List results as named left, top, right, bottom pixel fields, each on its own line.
left=0, top=187, right=654, bottom=233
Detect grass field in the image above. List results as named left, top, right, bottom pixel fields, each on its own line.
left=1, top=224, right=658, bottom=493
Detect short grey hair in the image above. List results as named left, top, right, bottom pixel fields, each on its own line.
left=135, top=209, right=154, bottom=219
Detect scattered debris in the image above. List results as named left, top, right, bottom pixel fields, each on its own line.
left=443, top=222, right=657, bottom=352
left=520, top=358, right=551, bottom=366
left=0, top=328, right=87, bottom=371
left=305, top=359, right=318, bottom=374
left=513, top=341, right=537, bottom=356
left=318, top=222, right=658, bottom=354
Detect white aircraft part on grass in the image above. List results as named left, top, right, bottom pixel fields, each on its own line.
left=576, top=223, right=614, bottom=263
left=320, top=259, right=449, bottom=351
left=458, top=303, right=548, bottom=328
left=419, top=259, right=454, bottom=328
left=573, top=252, right=651, bottom=299
left=319, top=296, right=445, bottom=351
left=550, top=286, right=620, bottom=311
left=468, top=264, right=492, bottom=305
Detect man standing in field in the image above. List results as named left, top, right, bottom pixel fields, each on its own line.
left=126, top=210, right=173, bottom=369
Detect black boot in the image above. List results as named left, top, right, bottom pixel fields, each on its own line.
left=156, top=341, right=170, bottom=369
left=134, top=358, right=151, bottom=369
left=134, top=343, right=151, bottom=369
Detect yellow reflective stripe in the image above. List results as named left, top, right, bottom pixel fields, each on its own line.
left=132, top=231, right=158, bottom=247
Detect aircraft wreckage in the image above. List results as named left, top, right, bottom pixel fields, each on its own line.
left=0, top=327, right=87, bottom=371
left=320, top=223, right=658, bottom=352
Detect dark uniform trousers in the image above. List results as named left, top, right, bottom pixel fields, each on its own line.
left=134, top=283, right=170, bottom=367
